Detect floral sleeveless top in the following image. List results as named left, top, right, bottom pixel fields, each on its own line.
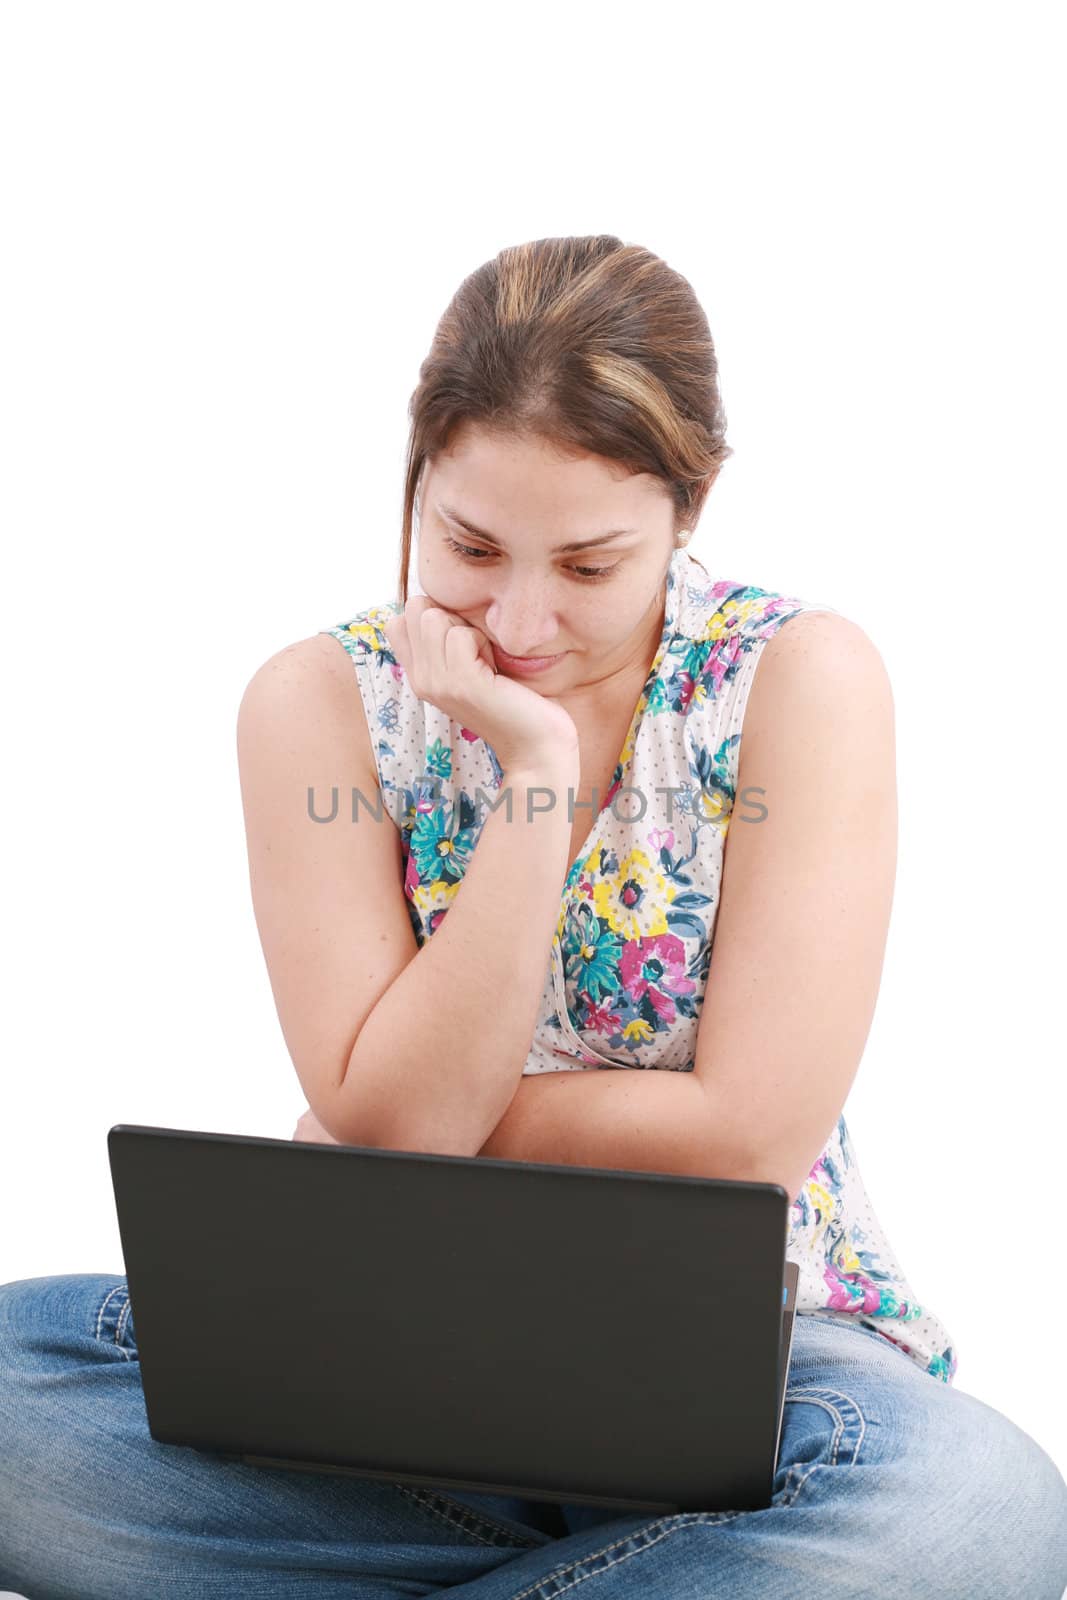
left=321, top=547, right=959, bottom=1385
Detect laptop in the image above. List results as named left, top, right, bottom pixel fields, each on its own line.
left=107, top=1124, right=801, bottom=1515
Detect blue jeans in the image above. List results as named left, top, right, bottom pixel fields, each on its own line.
left=1, top=1273, right=1065, bottom=1599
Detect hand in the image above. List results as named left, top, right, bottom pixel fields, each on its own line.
left=380, top=597, right=580, bottom=776
left=292, top=1106, right=343, bottom=1145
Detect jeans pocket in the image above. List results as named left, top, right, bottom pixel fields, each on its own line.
left=776, top=1385, right=868, bottom=1505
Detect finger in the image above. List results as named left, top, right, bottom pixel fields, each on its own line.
left=414, top=603, right=461, bottom=641
left=415, top=606, right=464, bottom=681
left=443, top=624, right=481, bottom=672
left=383, top=600, right=425, bottom=661
left=381, top=613, right=409, bottom=666
left=399, top=595, right=437, bottom=626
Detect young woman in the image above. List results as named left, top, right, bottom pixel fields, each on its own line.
left=2, top=235, right=1065, bottom=1599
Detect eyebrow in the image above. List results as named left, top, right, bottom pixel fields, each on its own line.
left=435, top=502, right=640, bottom=554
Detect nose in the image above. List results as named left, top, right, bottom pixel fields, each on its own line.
left=484, top=590, right=562, bottom=658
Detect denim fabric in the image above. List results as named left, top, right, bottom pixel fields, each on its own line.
left=1, top=1272, right=1064, bottom=1599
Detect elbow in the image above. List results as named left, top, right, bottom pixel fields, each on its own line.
left=327, top=1057, right=479, bottom=1160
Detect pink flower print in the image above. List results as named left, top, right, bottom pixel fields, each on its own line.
left=822, top=1263, right=885, bottom=1316
left=459, top=726, right=481, bottom=743
left=647, top=827, right=675, bottom=854
left=583, top=997, right=623, bottom=1038
left=619, top=933, right=696, bottom=1025
left=704, top=646, right=734, bottom=696
left=403, top=850, right=421, bottom=899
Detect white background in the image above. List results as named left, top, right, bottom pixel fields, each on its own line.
left=2, top=0, right=1064, bottom=1489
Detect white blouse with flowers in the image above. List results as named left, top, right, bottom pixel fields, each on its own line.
left=322, top=546, right=959, bottom=1385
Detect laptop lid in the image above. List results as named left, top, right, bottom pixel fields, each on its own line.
left=108, top=1125, right=799, bottom=1515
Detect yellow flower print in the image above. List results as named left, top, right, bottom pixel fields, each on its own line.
left=697, top=596, right=766, bottom=645
left=411, top=878, right=460, bottom=919
left=696, top=788, right=730, bottom=826
left=837, top=1234, right=865, bottom=1277
left=345, top=605, right=401, bottom=654
left=592, top=847, right=672, bottom=942
left=804, top=1177, right=837, bottom=1245
left=622, top=1018, right=655, bottom=1044
left=344, top=621, right=386, bottom=653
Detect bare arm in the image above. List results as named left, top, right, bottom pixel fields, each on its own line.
left=477, top=1067, right=725, bottom=1180
left=473, top=615, right=899, bottom=1210
left=336, top=759, right=579, bottom=1156
left=237, top=634, right=579, bottom=1163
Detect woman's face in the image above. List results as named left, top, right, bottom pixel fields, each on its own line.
left=416, top=424, right=679, bottom=699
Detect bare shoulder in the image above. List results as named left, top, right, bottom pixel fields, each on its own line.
left=237, top=631, right=377, bottom=778
left=240, top=630, right=362, bottom=701
left=742, top=611, right=893, bottom=756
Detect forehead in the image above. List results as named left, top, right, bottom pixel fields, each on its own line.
left=424, top=426, right=668, bottom=529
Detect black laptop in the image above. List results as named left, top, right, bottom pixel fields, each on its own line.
left=107, top=1124, right=800, bottom=1515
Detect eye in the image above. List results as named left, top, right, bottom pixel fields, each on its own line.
left=442, top=534, right=620, bottom=583
left=570, top=563, right=619, bottom=583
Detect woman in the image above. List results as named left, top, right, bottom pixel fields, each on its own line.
left=2, top=235, right=1065, bottom=1598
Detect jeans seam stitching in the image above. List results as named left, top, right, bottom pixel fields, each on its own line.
left=395, top=1484, right=544, bottom=1548
left=115, top=1294, right=133, bottom=1354
left=779, top=1386, right=867, bottom=1506
left=502, top=1513, right=747, bottom=1600
left=93, top=1283, right=127, bottom=1344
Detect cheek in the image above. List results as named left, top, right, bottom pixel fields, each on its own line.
left=416, top=555, right=477, bottom=608
left=585, top=583, right=650, bottom=635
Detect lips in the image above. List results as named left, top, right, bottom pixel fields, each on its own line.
left=493, top=645, right=563, bottom=663
left=491, top=643, right=569, bottom=675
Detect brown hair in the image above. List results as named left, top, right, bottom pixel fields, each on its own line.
left=395, top=235, right=733, bottom=603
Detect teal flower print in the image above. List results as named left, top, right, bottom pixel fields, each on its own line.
left=562, top=903, right=623, bottom=1003
left=927, top=1347, right=958, bottom=1383
left=425, top=738, right=453, bottom=780
left=410, top=801, right=475, bottom=886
